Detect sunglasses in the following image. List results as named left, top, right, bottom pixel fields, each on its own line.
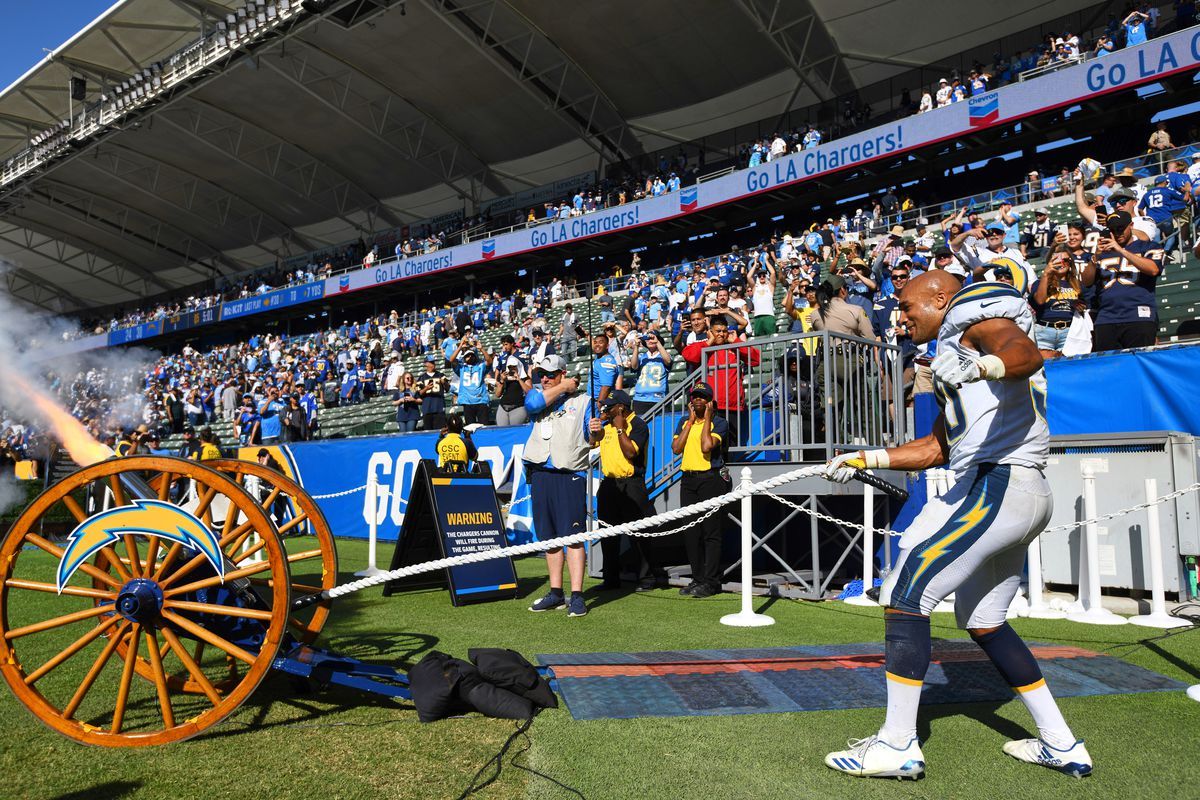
left=891, top=273, right=910, bottom=280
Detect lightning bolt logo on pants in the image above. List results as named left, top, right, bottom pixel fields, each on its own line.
left=57, top=499, right=225, bottom=593
left=904, top=479, right=992, bottom=598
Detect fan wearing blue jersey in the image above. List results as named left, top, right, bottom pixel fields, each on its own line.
left=1092, top=210, right=1164, bottom=351
left=627, top=332, right=672, bottom=416
left=823, top=270, right=1092, bottom=781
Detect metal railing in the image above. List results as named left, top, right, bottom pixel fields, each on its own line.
left=896, top=139, right=1200, bottom=230
left=640, top=329, right=906, bottom=499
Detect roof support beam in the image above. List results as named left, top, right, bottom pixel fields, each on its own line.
left=0, top=225, right=137, bottom=298
left=6, top=212, right=182, bottom=297
left=419, top=0, right=644, bottom=165
left=155, top=97, right=403, bottom=230
left=732, top=0, right=855, bottom=105
left=259, top=48, right=479, bottom=205
left=29, top=182, right=238, bottom=279
left=2, top=264, right=87, bottom=311
left=292, top=38, right=513, bottom=200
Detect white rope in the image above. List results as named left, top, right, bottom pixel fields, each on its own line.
left=296, top=470, right=1200, bottom=605
left=315, top=465, right=827, bottom=601
left=309, top=484, right=368, bottom=500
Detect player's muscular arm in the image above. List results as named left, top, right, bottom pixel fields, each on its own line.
left=963, top=317, right=1044, bottom=380
left=880, top=416, right=951, bottom=471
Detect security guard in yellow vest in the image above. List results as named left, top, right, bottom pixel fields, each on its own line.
left=435, top=414, right=477, bottom=469
left=587, top=390, right=657, bottom=591
left=670, top=382, right=731, bottom=597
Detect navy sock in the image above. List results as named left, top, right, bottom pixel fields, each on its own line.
left=570, top=591, right=583, bottom=600
left=970, top=623, right=1042, bottom=690
left=884, top=611, right=931, bottom=683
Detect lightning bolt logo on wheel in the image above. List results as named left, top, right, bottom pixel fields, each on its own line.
left=56, top=499, right=225, bottom=593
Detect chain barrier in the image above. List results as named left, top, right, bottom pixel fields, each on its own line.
left=294, top=470, right=1200, bottom=605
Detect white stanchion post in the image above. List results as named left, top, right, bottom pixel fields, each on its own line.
left=1025, top=535, right=1066, bottom=619
left=1067, top=463, right=1127, bottom=625
left=721, top=467, right=774, bottom=628
left=845, top=481, right=878, bottom=606
left=1130, top=478, right=1191, bottom=629
left=355, top=474, right=387, bottom=578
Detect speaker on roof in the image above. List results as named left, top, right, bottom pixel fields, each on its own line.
left=301, top=0, right=334, bottom=13
left=70, top=77, right=86, bottom=101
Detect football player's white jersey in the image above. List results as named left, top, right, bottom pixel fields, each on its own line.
left=935, top=282, right=1049, bottom=476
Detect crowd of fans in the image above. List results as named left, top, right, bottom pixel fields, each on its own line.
left=7, top=142, right=1194, bottom=483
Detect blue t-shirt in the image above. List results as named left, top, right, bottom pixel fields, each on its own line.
left=259, top=400, right=283, bottom=439
left=440, top=337, right=458, bottom=362
left=589, top=353, right=620, bottom=398
left=238, top=410, right=261, bottom=440
left=1095, top=238, right=1164, bottom=325
left=455, top=360, right=490, bottom=405
left=1125, top=19, right=1147, bottom=46
left=632, top=353, right=670, bottom=403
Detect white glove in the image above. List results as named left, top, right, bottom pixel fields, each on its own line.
left=930, top=351, right=1005, bottom=388
left=824, top=451, right=866, bottom=484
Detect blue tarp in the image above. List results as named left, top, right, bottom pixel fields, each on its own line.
left=1045, top=344, right=1200, bottom=435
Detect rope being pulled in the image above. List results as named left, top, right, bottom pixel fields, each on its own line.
left=293, top=464, right=829, bottom=608
left=291, top=465, right=1200, bottom=610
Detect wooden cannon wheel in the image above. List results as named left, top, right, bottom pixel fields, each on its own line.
left=0, top=456, right=291, bottom=747
left=203, top=458, right=337, bottom=645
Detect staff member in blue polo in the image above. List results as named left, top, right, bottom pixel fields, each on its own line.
left=524, top=354, right=595, bottom=617
left=670, top=382, right=730, bottom=597
left=589, top=389, right=657, bottom=591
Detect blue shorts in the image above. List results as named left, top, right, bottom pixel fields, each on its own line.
left=528, top=466, right=587, bottom=544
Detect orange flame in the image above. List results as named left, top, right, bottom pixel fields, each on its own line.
left=9, top=373, right=114, bottom=466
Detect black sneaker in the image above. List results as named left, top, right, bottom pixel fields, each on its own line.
left=690, top=584, right=720, bottom=598
left=635, top=579, right=657, bottom=592
left=678, top=582, right=699, bottom=596
left=528, top=592, right=566, bottom=612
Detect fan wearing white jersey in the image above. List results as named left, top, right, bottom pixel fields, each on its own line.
left=822, top=271, right=1091, bottom=782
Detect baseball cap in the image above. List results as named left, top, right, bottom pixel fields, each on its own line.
left=182, top=425, right=195, bottom=434
left=600, top=389, right=632, bottom=410
left=1034, top=208, right=1048, bottom=216
left=824, top=273, right=846, bottom=292
left=534, top=354, right=568, bottom=375
left=424, top=355, right=437, bottom=363
left=1105, top=210, right=1133, bottom=232
left=984, top=221, right=1007, bottom=233
left=933, top=246, right=953, bottom=258
left=1108, top=190, right=1137, bottom=205
left=1154, top=174, right=1169, bottom=184
left=688, top=382, right=714, bottom=400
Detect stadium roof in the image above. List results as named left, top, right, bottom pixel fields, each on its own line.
left=0, top=0, right=1101, bottom=312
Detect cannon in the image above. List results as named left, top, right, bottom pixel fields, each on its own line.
left=0, top=455, right=411, bottom=747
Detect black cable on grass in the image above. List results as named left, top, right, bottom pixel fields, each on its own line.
left=455, top=716, right=585, bottom=800
left=1099, top=604, right=1200, bottom=656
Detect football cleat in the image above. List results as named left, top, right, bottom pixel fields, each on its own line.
left=1002, top=738, right=1093, bottom=778
left=825, top=735, right=925, bottom=780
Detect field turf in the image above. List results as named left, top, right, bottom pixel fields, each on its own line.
left=1, top=537, right=1197, bottom=800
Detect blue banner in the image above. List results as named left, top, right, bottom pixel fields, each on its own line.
left=220, top=281, right=325, bottom=321
left=163, top=306, right=218, bottom=334
left=245, top=425, right=535, bottom=544
left=108, top=320, right=163, bottom=346
left=1045, top=343, right=1200, bottom=436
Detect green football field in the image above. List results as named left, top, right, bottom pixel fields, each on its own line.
left=1, top=537, right=1197, bottom=800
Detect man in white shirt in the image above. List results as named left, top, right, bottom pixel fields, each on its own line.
left=935, top=78, right=952, bottom=107
left=949, top=221, right=1035, bottom=291
left=1077, top=187, right=1158, bottom=242
left=769, top=134, right=787, bottom=161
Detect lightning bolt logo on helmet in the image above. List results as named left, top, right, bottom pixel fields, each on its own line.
left=56, top=499, right=225, bottom=593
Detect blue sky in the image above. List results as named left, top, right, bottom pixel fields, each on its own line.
left=0, top=1, right=115, bottom=90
